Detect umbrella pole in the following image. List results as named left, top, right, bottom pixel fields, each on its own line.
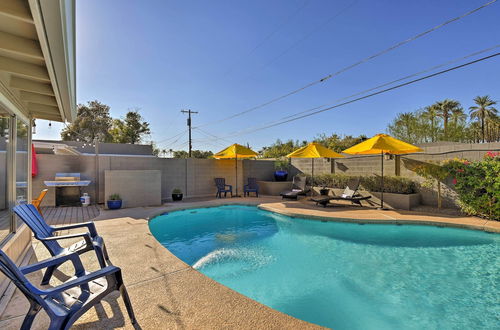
left=235, top=155, right=238, bottom=197
left=380, top=151, right=384, bottom=209
left=311, top=158, right=314, bottom=196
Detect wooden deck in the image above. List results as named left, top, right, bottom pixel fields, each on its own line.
left=40, top=205, right=101, bottom=226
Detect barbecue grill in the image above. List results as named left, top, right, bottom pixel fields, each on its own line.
left=44, top=173, right=91, bottom=206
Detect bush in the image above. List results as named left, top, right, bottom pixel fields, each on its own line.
left=108, top=193, right=121, bottom=200
left=307, top=174, right=417, bottom=194
left=307, top=174, right=356, bottom=189
left=442, top=153, right=500, bottom=220
left=360, top=176, right=418, bottom=194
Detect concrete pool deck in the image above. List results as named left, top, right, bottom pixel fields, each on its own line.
left=0, top=196, right=498, bottom=329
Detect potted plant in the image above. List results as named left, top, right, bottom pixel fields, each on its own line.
left=107, top=194, right=122, bottom=210
left=172, top=188, right=183, bottom=201
left=319, top=186, right=330, bottom=196
left=274, top=158, right=289, bottom=182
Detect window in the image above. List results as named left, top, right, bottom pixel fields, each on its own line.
left=15, top=120, right=29, bottom=229
left=0, top=113, right=31, bottom=242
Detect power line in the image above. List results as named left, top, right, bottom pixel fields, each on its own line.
left=156, top=130, right=188, bottom=149
left=195, top=0, right=497, bottom=128
left=222, top=0, right=312, bottom=77
left=155, top=129, right=187, bottom=144
left=194, top=127, right=233, bottom=144
left=206, top=52, right=500, bottom=139
left=277, top=44, right=500, bottom=122
left=249, top=0, right=357, bottom=76
left=198, top=46, right=500, bottom=141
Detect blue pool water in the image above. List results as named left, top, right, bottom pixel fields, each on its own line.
left=149, top=205, right=499, bottom=329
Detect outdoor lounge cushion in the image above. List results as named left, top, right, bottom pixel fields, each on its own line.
left=311, top=178, right=371, bottom=207
left=281, top=175, right=309, bottom=199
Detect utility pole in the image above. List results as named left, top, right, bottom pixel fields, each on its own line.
left=181, top=109, right=198, bottom=157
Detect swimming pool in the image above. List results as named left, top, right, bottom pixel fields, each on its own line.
left=149, top=205, right=499, bottom=329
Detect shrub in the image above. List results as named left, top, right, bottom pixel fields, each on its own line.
left=442, top=153, right=499, bottom=220
left=307, top=174, right=354, bottom=188
left=274, top=158, right=290, bottom=170
left=360, top=176, right=418, bottom=194
left=172, top=188, right=182, bottom=194
left=307, top=174, right=417, bottom=194
left=108, top=193, right=121, bottom=200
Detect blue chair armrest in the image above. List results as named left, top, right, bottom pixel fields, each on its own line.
left=225, top=184, right=232, bottom=189
left=39, top=232, right=93, bottom=249
left=44, top=266, right=121, bottom=296
left=51, top=222, right=98, bottom=238
left=20, top=252, right=84, bottom=276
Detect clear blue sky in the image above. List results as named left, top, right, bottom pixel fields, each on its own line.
left=36, top=0, right=500, bottom=152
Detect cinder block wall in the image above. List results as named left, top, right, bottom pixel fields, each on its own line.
left=33, top=154, right=96, bottom=207
left=104, top=170, right=162, bottom=208
left=32, top=156, right=276, bottom=205
left=290, top=142, right=500, bottom=208
left=30, top=142, right=500, bottom=207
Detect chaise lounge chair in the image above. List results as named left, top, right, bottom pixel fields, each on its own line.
left=13, top=204, right=110, bottom=285
left=311, top=178, right=371, bottom=207
left=280, top=175, right=310, bottom=200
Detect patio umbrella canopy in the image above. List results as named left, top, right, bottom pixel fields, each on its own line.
left=214, top=143, right=258, bottom=197
left=342, top=134, right=423, bottom=208
left=286, top=142, right=344, bottom=195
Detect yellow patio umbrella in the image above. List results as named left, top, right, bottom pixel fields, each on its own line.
left=342, top=134, right=423, bottom=209
left=286, top=142, right=344, bottom=195
left=214, top=143, right=258, bottom=197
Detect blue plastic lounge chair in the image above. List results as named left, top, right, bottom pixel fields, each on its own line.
left=311, top=178, right=371, bottom=207
left=280, top=175, right=310, bottom=200
left=215, top=178, right=232, bottom=198
left=243, top=177, right=259, bottom=197
left=13, top=204, right=109, bottom=285
left=0, top=250, right=136, bottom=329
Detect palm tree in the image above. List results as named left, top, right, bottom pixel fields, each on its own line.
left=398, top=112, right=416, bottom=142
left=469, top=95, right=498, bottom=143
left=436, top=99, right=461, bottom=140
left=485, top=114, right=500, bottom=142
left=423, top=104, right=439, bottom=142
left=451, top=107, right=466, bottom=126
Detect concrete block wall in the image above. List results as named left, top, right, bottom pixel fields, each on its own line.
left=33, top=154, right=96, bottom=207
left=28, top=142, right=499, bottom=207
left=289, top=142, right=500, bottom=208
left=31, top=156, right=276, bottom=205
left=104, top=170, right=162, bottom=208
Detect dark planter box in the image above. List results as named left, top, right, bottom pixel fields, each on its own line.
left=107, top=200, right=122, bottom=210
left=274, top=170, right=288, bottom=182
left=172, top=193, right=183, bottom=201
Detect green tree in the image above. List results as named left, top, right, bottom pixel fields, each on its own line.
left=110, top=110, right=151, bottom=144
left=61, top=100, right=113, bottom=142
left=173, top=150, right=213, bottom=158
left=314, top=134, right=368, bottom=152
left=436, top=99, right=461, bottom=140
left=387, top=112, right=424, bottom=143
left=260, top=139, right=306, bottom=158
left=469, top=95, right=498, bottom=143
left=423, top=105, right=440, bottom=142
